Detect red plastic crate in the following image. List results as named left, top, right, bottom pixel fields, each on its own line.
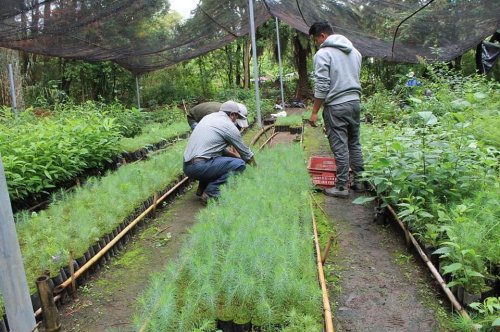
left=309, top=169, right=337, bottom=189
left=307, top=156, right=337, bottom=172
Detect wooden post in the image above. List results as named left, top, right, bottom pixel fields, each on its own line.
left=321, top=236, right=334, bottom=265
left=36, top=275, right=61, bottom=332
left=0, top=155, right=38, bottom=332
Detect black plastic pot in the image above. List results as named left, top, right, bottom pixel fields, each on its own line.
left=105, top=233, right=116, bottom=256
left=51, top=270, right=65, bottom=288
left=456, top=285, right=464, bottom=303
left=275, top=125, right=290, bottom=132
left=374, top=206, right=387, bottom=225
left=216, top=320, right=253, bottom=332
left=63, top=260, right=80, bottom=294
left=113, top=228, right=124, bottom=251
left=0, top=317, right=7, bottom=332
left=217, top=320, right=233, bottom=331
left=75, top=256, right=88, bottom=285
left=99, top=238, right=110, bottom=262
left=463, top=290, right=481, bottom=306
left=233, top=322, right=252, bottom=332
left=481, top=283, right=496, bottom=301
left=263, top=117, right=275, bottom=125
left=30, top=292, right=41, bottom=312
left=92, top=242, right=104, bottom=268
left=423, top=245, right=440, bottom=267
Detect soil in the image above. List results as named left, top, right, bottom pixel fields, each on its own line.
left=55, top=109, right=452, bottom=331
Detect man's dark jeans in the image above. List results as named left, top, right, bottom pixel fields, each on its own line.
left=322, top=100, right=364, bottom=187
left=183, top=157, right=246, bottom=197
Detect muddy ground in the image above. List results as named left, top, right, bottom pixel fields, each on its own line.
left=57, top=109, right=452, bottom=331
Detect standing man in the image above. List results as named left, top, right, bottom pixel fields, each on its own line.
left=308, top=21, right=365, bottom=198
left=186, top=101, right=222, bottom=130
left=183, top=100, right=255, bottom=204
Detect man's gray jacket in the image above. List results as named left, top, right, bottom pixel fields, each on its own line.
left=313, top=34, right=362, bottom=106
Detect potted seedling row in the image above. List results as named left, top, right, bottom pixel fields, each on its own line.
left=361, top=76, right=500, bottom=322
left=136, top=145, right=324, bottom=331
left=10, top=141, right=188, bottom=312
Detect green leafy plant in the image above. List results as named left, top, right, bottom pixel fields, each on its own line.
left=469, top=297, right=500, bottom=331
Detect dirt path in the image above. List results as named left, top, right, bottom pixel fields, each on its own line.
left=304, top=123, right=451, bottom=331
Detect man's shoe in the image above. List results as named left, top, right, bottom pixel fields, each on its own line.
left=351, top=181, right=367, bottom=193
left=324, top=186, right=349, bottom=198
left=196, top=185, right=204, bottom=197
left=200, top=192, right=210, bottom=205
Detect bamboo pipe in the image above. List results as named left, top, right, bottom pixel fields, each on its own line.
left=58, top=177, right=189, bottom=290
left=309, top=197, right=335, bottom=332
left=259, top=132, right=279, bottom=151
left=250, top=125, right=275, bottom=146
left=36, top=275, right=61, bottom=332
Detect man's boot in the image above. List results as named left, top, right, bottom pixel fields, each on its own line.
left=323, top=185, right=349, bottom=198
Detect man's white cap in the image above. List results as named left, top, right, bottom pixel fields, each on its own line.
left=220, top=100, right=249, bottom=128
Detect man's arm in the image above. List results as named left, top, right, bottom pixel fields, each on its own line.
left=223, top=125, right=254, bottom=162
left=309, top=52, right=330, bottom=126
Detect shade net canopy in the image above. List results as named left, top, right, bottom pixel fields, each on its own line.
left=0, top=0, right=498, bottom=74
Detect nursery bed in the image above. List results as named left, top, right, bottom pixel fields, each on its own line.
left=21, top=108, right=454, bottom=332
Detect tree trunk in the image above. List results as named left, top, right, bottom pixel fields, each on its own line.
left=293, top=33, right=310, bottom=100
left=235, top=42, right=241, bottom=86
left=224, top=45, right=234, bottom=87
left=60, top=58, right=72, bottom=95
left=198, top=57, right=208, bottom=96
left=243, top=37, right=251, bottom=89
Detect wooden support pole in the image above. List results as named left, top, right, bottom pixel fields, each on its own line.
left=0, top=155, right=38, bottom=331
left=321, top=236, right=334, bottom=265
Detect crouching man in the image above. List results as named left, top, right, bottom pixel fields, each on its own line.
left=183, top=100, right=256, bottom=204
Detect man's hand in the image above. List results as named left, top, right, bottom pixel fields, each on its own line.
left=224, top=146, right=241, bottom=159
left=309, top=97, right=324, bottom=127
left=246, top=156, right=257, bottom=166
left=309, top=113, right=318, bottom=127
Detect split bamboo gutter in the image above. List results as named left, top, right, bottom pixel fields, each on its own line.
left=250, top=124, right=275, bottom=146
left=34, top=176, right=190, bottom=318
left=372, top=187, right=471, bottom=321
left=309, top=197, right=335, bottom=332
